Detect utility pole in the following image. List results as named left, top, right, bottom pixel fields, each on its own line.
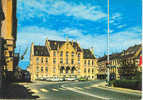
left=107, top=0, right=110, bottom=86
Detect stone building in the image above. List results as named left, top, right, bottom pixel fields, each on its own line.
left=28, top=38, right=98, bottom=80
left=97, top=44, right=142, bottom=80
left=119, top=44, right=142, bottom=79
left=97, top=53, right=121, bottom=80
left=1, top=0, right=17, bottom=72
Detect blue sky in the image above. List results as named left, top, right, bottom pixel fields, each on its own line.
left=16, top=0, right=142, bottom=69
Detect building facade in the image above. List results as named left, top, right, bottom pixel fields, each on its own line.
left=97, top=44, right=142, bottom=80
left=1, top=0, right=17, bottom=72
left=119, top=44, right=142, bottom=79
left=28, top=38, right=97, bottom=80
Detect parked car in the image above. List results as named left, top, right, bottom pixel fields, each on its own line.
left=65, top=77, right=78, bottom=81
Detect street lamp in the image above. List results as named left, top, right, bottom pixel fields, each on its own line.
left=107, top=0, right=110, bottom=86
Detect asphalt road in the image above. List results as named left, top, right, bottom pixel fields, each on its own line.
left=25, top=80, right=141, bottom=100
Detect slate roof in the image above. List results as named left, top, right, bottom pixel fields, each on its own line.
left=83, top=49, right=95, bottom=59
left=121, top=44, right=141, bottom=58
left=34, top=46, right=50, bottom=56
left=98, top=53, right=121, bottom=62
left=48, top=40, right=82, bottom=51
left=98, top=44, right=141, bottom=62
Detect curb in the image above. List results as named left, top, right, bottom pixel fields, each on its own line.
left=92, top=82, right=141, bottom=96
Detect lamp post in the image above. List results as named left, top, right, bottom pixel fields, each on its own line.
left=107, top=0, right=110, bottom=86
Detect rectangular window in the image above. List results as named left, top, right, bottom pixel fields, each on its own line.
left=78, top=59, right=80, bottom=64
left=88, top=60, right=90, bottom=65
left=46, top=58, right=48, bottom=63
left=41, top=67, right=43, bottom=72
left=53, top=67, right=56, bottom=73
left=88, top=68, right=90, bottom=73
left=53, top=58, right=56, bottom=64
left=66, top=58, right=68, bottom=64
left=41, top=58, right=43, bottom=63
left=84, top=68, right=86, bottom=73
left=45, top=67, right=48, bottom=72
left=84, top=60, right=86, bottom=65
left=92, top=60, right=94, bottom=65
left=72, top=52, right=74, bottom=57
left=92, top=69, right=94, bottom=74
left=60, top=58, right=63, bottom=64
left=66, top=52, right=69, bottom=57
left=60, top=51, right=63, bottom=57
left=36, top=66, right=39, bottom=72
left=53, top=51, right=56, bottom=56
left=71, top=59, right=74, bottom=64
left=36, top=58, right=39, bottom=63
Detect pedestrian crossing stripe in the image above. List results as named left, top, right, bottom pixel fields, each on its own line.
left=52, top=88, right=59, bottom=91
left=74, top=87, right=83, bottom=90
left=40, top=88, right=48, bottom=92
left=59, top=88, right=66, bottom=90
left=84, top=87, right=90, bottom=89
left=31, top=89, right=38, bottom=93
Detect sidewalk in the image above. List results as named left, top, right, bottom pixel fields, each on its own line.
left=91, top=81, right=142, bottom=96
left=0, top=82, right=40, bottom=99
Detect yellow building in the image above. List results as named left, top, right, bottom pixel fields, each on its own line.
left=28, top=38, right=97, bottom=80
left=97, top=44, right=142, bottom=80
left=1, top=0, right=17, bottom=71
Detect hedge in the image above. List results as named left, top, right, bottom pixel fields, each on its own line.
left=111, top=80, right=141, bottom=90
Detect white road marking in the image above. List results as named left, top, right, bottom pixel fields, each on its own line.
left=64, top=87, right=111, bottom=100
left=31, top=89, right=39, bottom=93
left=74, top=87, right=83, bottom=90
left=59, top=88, right=66, bottom=90
left=52, top=88, right=59, bottom=91
left=84, top=87, right=90, bottom=89
left=40, top=88, right=48, bottom=92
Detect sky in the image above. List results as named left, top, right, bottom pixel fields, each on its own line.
left=16, top=0, right=142, bottom=69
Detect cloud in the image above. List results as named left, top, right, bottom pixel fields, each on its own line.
left=18, top=0, right=106, bottom=21
left=16, top=25, right=141, bottom=69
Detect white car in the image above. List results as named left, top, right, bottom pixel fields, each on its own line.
left=65, top=77, right=77, bottom=81
left=51, top=77, right=60, bottom=82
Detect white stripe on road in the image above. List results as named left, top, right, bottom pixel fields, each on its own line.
left=74, top=87, right=83, bottom=90
left=84, top=87, right=90, bottom=89
left=63, top=87, right=111, bottom=100
left=52, top=88, right=59, bottom=91
left=31, top=89, right=39, bottom=93
left=40, top=88, right=48, bottom=92
left=59, top=88, right=66, bottom=90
